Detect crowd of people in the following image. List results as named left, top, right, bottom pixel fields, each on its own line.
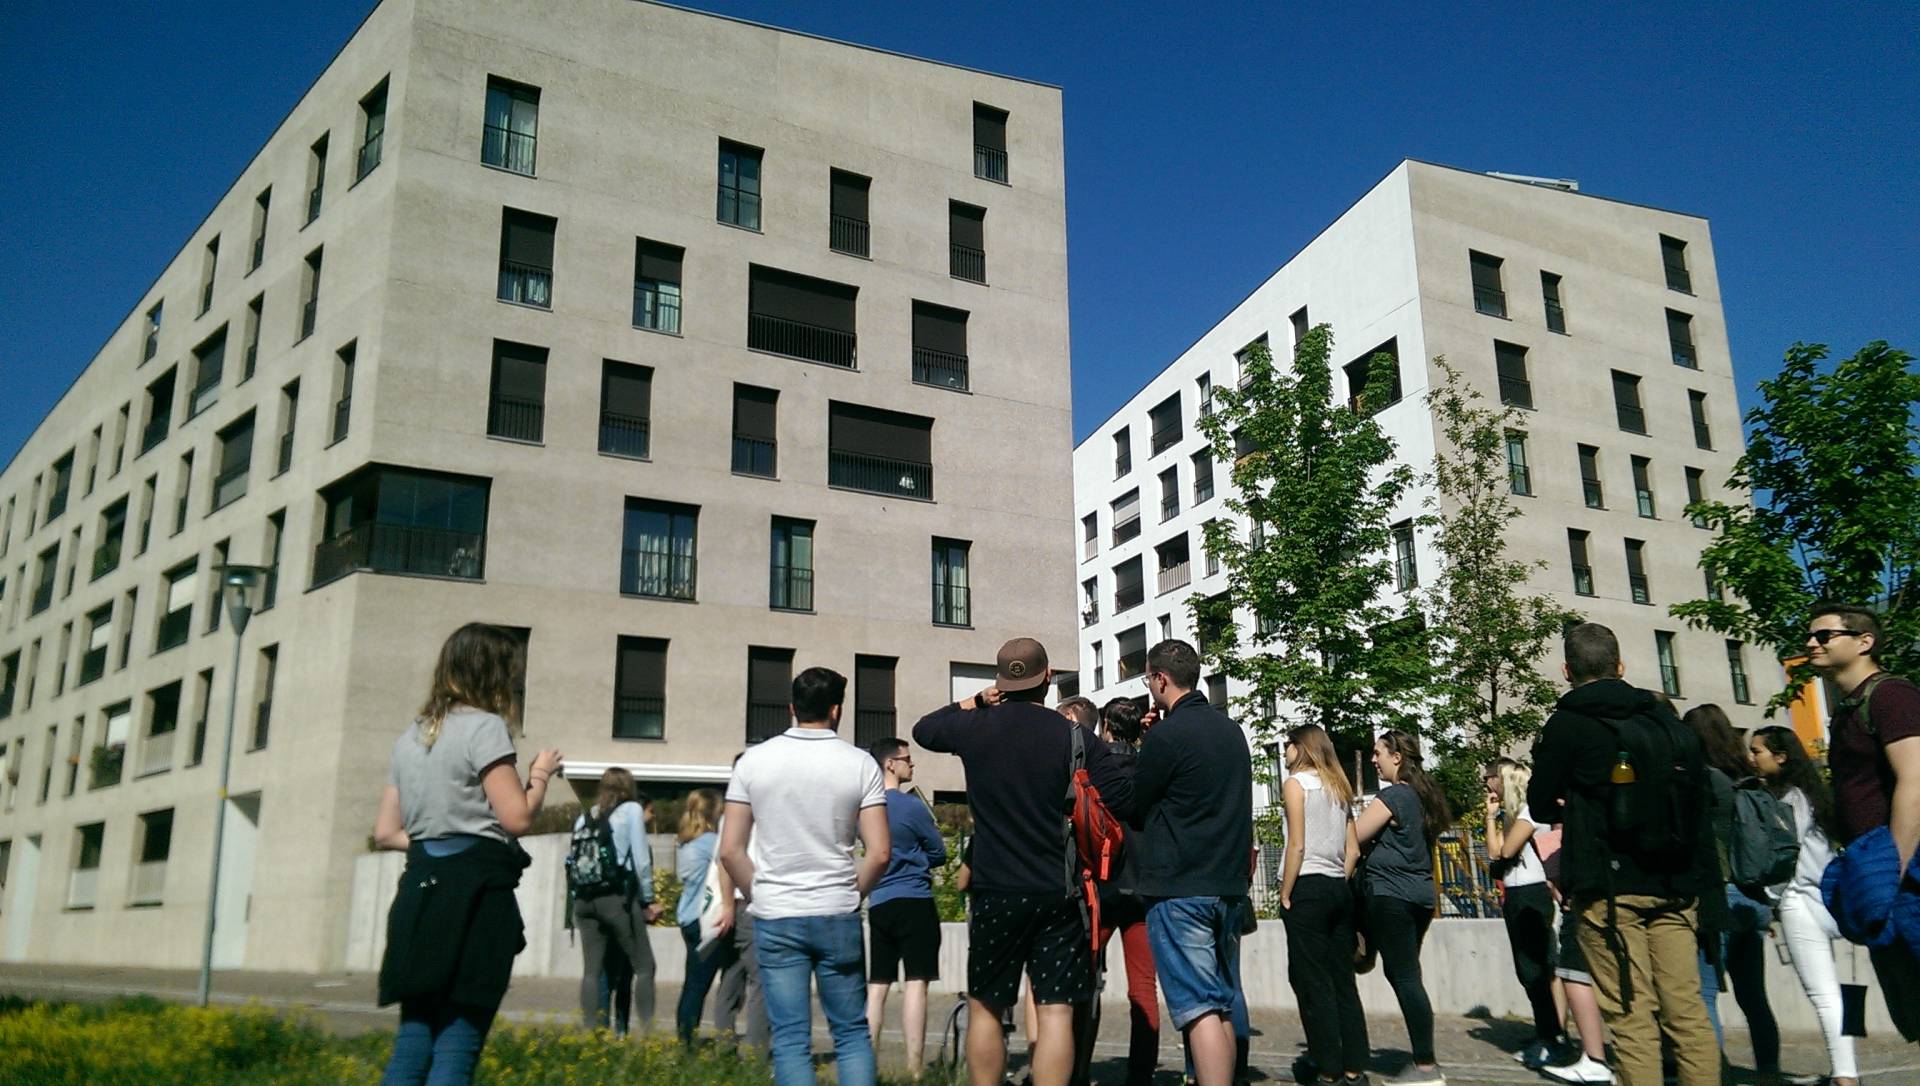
left=367, top=601, right=1920, bottom=1086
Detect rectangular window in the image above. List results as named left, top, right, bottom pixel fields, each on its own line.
left=1343, top=338, right=1402, bottom=414
left=1656, top=631, right=1681, bottom=696
left=1541, top=271, right=1567, bottom=333
left=621, top=498, right=697, bottom=601
left=189, top=326, right=227, bottom=417
left=314, top=465, right=489, bottom=584
left=275, top=381, right=298, bottom=476
left=1506, top=431, right=1532, bottom=496
left=1156, top=533, right=1191, bottom=595
left=1660, top=235, right=1692, bottom=293
left=250, top=644, right=277, bottom=749
left=92, top=499, right=126, bottom=581
left=1470, top=251, right=1506, bottom=317
left=1686, top=467, right=1709, bottom=528
left=173, top=452, right=193, bottom=534
left=79, top=604, right=111, bottom=686
left=949, top=201, right=986, bottom=283
left=487, top=340, right=547, bottom=443
left=143, top=301, right=163, bottom=363
left=912, top=301, right=970, bottom=391
left=1578, top=444, right=1604, bottom=508
left=94, top=702, right=130, bottom=788
left=298, top=247, right=323, bottom=339
left=631, top=239, right=683, bottom=334
left=1110, top=489, right=1141, bottom=546
left=1727, top=641, right=1752, bottom=705
left=130, top=809, right=173, bottom=905
left=769, top=517, right=814, bottom=612
left=973, top=102, right=1009, bottom=183
left=1568, top=529, right=1595, bottom=596
left=1689, top=390, right=1712, bottom=450
left=717, top=139, right=763, bottom=229
left=854, top=656, right=897, bottom=749
left=1625, top=539, right=1650, bottom=605
left=141, top=367, right=176, bottom=454
left=1, top=651, right=19, bottom=721
left=1197, top=373, right=1213, bottom=418
left=1116, top=625, right=1148, bottom=681
left=731, top=384, right=777, bottom=477
left=1291, top=307, right=1311, bottom=352
left=748, top=264, right=858, bottom=368
left=1082, top=512, right=1098, bottom=561
left=140, top=681, right=181, bottom=777
left=1392, top=520, right=1417, bottom=591
left=746, top=646, right=794, bottom=742
left=1114, top=556, right=1144, bottom=614
left=356, top=79, right=387, bottom=180
left=198, top=236, right=219, bottom=316
left=262, top=509, right=284, bottom=610
left=1613, top=371, right=1646, bottom=434
left=1113, top=427, right=1132, bottom=478
left=613, top=637, right=667, bottom=740
left=212, top=413, right=254, bottom=511
left=1631, top=455, right=1655, bottom=518
left=54, top=621, right=72, bottom=697
left=932, top=538, right=971, bottom=626
left=1495, top=341, right=1532, bottom=409
left=32, top=545, right=57, bottom=615
left=482, top=77, right=539, bottom=175
left=331, top=342, right=355, bottom=443
left=62, top=526, right=80, bottom=599
left=1082, top=576, right=1099, bottom=626
left=1236, top=334, right=1268, bottom=389
left=1192, top=451, right=1215, bottom=505
left=112, top=403, right=130, bottom=477
left=1204, top=519, right=1222, bottom=576
left=46, top=451, right=73, bottom=522
left=1158, top=466, right=1180, bottom=522
left=498, top=210, right=554, bottom=308
left=827, top=401, right=932, bottom=499
left=69, top=822, right=105, bottom=908
left=599, top=361, right=653, bottom=459
left=157, top=560, right=196, bottom=651
left=830, top=169, right=871, bottom=257
left=205, top=539, right=229, bottom=633
left=1667, top=309, right=1698, bottom=369
left=188, top=670, right=213, bottom=766
left=1148, top=393, right=1183, bottom=455
left=241, top=295, right=262, bottom=381
left=85, top=427, right=101, bottom=495
left=305, top=134, right=328, bottom=225
left=249, top=188, right=270, bottom=271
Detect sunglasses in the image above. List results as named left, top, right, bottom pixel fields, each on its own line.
left=1808, top=628, right=1863, bottom=645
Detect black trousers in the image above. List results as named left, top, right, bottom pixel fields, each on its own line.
left=1284, top=874, right=1371, bottom=1076
left=1366, top=892, right=1436, bottom=1065
left=1501, top=882, right=1561, bottom=1043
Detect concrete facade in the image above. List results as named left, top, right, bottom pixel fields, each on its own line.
left=0, top=0, right=1073, bottom=972
left=1073, top=161, right=1780, bottom=800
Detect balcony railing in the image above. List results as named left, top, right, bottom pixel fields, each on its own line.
left=950, top=243, right=986, bottom=284
left=1693, top=421, right=1713, bottom=450
left=144, top=330, right=159, bottom=362
left=243, top=341, right=258, bottom=379
left=1664, top=263, right=1692, bottom=293
left=932, top=582, right=971, bottom=627
left=912, top=347, right=970, bottom=391
left=68, top=867, right=100, bottom=910
left=770, top=565, right=814, bottom=612
left=1115, top=582, right=1144, bottom=613
left=92, top=537, right=123, bottom=580
left=200, top=280, right=214, bottom=317
left=139, top=729, right=173, bottom=777
left=313, top=522, right=486, bottom=584
left=47, top=484, right=70, bottom=522
left=252, top=699, right=272, bottom=750
left=141, top=417, right=169, bottom=454
left=747, top=700, right=789, bottom=743
left=1093, top=666, right=1104, bottom=689
left=1474, top=285, right=1507, bottom=318
left=356, top=133, right=383, bottom=180
left=31, top=579, right=55, bottom=616
left=1659, top=665, right=1681, bottom=697
left=633, top=282, right=681, bottom=334
left=1157, top=561, right=1191, bottom=595
left=1731, top=669, right=1751, bottom=705
left=1150, top=422, right=1182, bottom=456
left=332, top=397, right=352, bottom=443
left=79, top=646, right=106, bottom=687
left=749, top=312, right=856, bottom=368
left=213, top=464, right=248, bottom=510
left=1545, top=300, right=1566, bottom=334
left=1671, top=341, right=1698, bottom=369
left=854, top=707, right=897, bottom=749
left=1082, top=605, right=1099, bottom=628
left=1194, top=475, right=1215, bottom=504
left=189, top=716, right=208, bottom=766
left=487, top=395, right=545, bottom=443
left=300, top=297, right=318, bottom=340
left=482, top=125, right=536, bottom=174
left=1573, top=563, right=1595, bottom=596
left=306, top=184, right=323, bottom=224
left=613, top=694, right=664, bottom=740
left=156, top=608, right=191, bottom=651
left=1160, top=494, right=1179, bottom=522
left=1111, top=515, right=1141, bottom=547
left=1629, top=574, right=1651, bottom=605
left=1395, top=555, right=1418, bottom=592
left=262, top=563, right=278, bottom=610
left=829, top=451, right=931, bottom=500
left=276, top=431, right=294, bottom=475
left=91, top=743, right=125, bottom=789
left=830, top=215, right=870, bottom=257
left=498, top=261, right=552, bottom=308
left=1636, top=490, right=1656, bottom=518
left=1510, top=464, right=1533, bottom=496
left=1118, top=650, right=1147, bottom=681
left=732, top=435, right=775, bottom=477
left=600, top=411, right=650, bottom=459
left=1115, top=453, right=1132, bottom=478
left=129, top=860, right=167, bottom=906
left=974, top=144, right=1008, bottom=183
left=621, top=548, right=697, bottom=601
left=250, top=233, right=265, bottom=271
left=1616, top=403, right=1646, bottom=434
left=1498, top=377, right=1534, bottom=410
left=1582, top=478, right=1604, bottom=508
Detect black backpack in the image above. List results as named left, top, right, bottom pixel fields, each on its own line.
left=565, top=807, right=630, bottom=901
left=1598, top=705, right=1706, bottom=877
left=1727, top=778, right=1800, bottom=892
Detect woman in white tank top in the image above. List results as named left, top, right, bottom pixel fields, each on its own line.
left=1279, top=724, right=1369, bottom=1085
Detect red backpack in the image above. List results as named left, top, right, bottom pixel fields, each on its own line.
left=1070, top=726, right=1128, bottom=882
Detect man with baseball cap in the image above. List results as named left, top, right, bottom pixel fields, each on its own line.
left=914, top=637, right=1135, bottom=1086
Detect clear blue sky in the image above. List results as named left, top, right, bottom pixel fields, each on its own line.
left=2, top=0, right=1914, bottom=467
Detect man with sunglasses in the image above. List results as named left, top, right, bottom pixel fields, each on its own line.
left=1811, top=602, right=1920, bottom=1040
left=864, top=738, right=947, bottom=1077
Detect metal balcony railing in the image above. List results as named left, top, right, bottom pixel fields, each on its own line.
left=300, top=297, right=318, bottom=339
left=770, top=565, right=814, bottom=612
left=747, top=700, right=789, bottom=743
left=200, top=280, right=214, bottom=317
left=139, top=729, right=172, bottom=777
left=277, top=431, right=294, bottom=475
left=1671, top=341, right=1698, bottom=369
left=250, top=233, right=265, bottom=271
left=1665, top=262, right=1692, bottom=293
left=613, top=695, right=664, bottom=740
left=252, top=699, right=272, bottom=749
left=830, top=214, right=870, bottom=257
left=1693, top=421, right=1713, bottom=450
left=912, top=347, right=969, bottom=390
left=950, top=243, right=986, bottom=283
left=187, top=717, right=207, bottom=765
left=1082, top=606, right=1099, bottom=628
left=1573, top=563, right=1595, bottom=596
left=93, top=537, right=122, bottom=580
left=1499, top=377, right=1534, bottom=410
left=1510, top=464, right=1533, bottom=496
left=482, top=125, right=537, bottom=175
left=1731, top=668, right=1751, bottom=705
left=1150, top=421, right=1182, bottom=456
left=306, top=184, right=323, bottom=224
left=621, top=548, right=697, bottom=601
left=46, top=485, right=70, bottom=521
left=141, top=417, right=169, bottom=454
left=1583, top=478, right=1604, bottom=508
left=212, top=464, right=248, bottom=510
left=1545, top=299, right=1566, bottom=334
left=332, top=397, right=351, bottom=443
left=1157, top=561, right=1191, bottom=595
left=1617, top=403, right=1646, bottom=434
left=190, top=377, right=220, bottom=418
left=356, top=133, right=383, bottom=180
left=1160, top=495, right=1179, bottom=522
left=1114, top=582, right=1144, bottom=613
left=144, top=330, right=159, bottom=362
left=974, top=144, right=1008, bottom=183
left=79, top=647, right=106, bottom=687
left=1629, top=574, right=1651, bottom=605
left=1474, top=285, right=1507, bottom=318
left=600, top=412, right=650, bottom=459
left=156, top=608, right=191, bottom=651
left=932, top=582, right=971, bottom=627
left=1194, top=474, right=1215, bottom=504
left=1396, top=553, right=1418, bottom=592
left=129, top=860, right=167, bottom=906
left=313, top=522, right=486, bottom=584
left=498, top=260, right=552, bottom=308
left=31, top=578, right=55, bottom=616
left=262, top=563, right=278, bottom=611
left=487, top=395, right=545, bottom=443
left=1111, top=516, right=1141, bottom=547
left=749, top=312, right=856, bottom=368
left=829, top=451, right=931, bottom=500
left=854, top=707, right=897, bottom=748
left=1636, top=489, right=1656, bottom=518
left=1660, top=665, right=1681, bottom=697
left=1118, top=650, right=1147, bottom=681
left=1115, top=452, right=1132, bottom=477
left=732, top=435, right=775, bottom=477
left=633, top=282, right=681, bottom=334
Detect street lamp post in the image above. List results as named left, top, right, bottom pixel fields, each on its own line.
left=197, top=563, right=270, bottom=1008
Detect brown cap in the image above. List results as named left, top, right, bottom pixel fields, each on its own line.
left=996, top=637, right=1049, bottom=692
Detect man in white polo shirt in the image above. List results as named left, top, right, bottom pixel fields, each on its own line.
left=720, top=666, right=891, bottom=1086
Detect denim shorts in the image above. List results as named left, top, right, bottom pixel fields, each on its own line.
left=1146, top=895, right=1244, bottom=1030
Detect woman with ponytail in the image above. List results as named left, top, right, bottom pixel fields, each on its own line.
left=1355, top=730, right=1452, bottom=1085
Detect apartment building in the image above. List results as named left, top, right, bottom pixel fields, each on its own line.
left=1073, top=161, right=1781, bottom=799
left=0, top=0, right=1074, bottom=972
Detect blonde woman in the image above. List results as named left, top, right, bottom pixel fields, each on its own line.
left=1279, top=724, right=1369, bottom=1086
left=1482, top=759, right=1568, bottom=1069
left=372, top=623, right=562, bottom=1086
left=675, top=788, right=733, bottom=1042
left=573, top=767, right=659, bottom=1035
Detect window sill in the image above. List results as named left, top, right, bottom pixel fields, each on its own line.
left=747, top=346, right=859, bottom=373
left=950, top=275, right=989, bottom=287
left=302, top=213, right=321, bottom=232
left=1548, top=328, right=1570, bottom=337
left=308, top=567, right=486, bottom=593
left=481, top=161, right=537, bottom=180
left=134, top=765, right=170, bottom=781
left=128, top=900, right=165, bottom=909
left=63, top=905, right=97, bottom=913
left=326, top=435, right=348, bottom=450
left=731, top=470, right=778, bottom=481
left=210, top=493, right=247, bottom=515
left=826, top=483, right=934, bottom=504
left=717, top=220, right=763, bottom=235
left=497, top=298, right=553, bottom=314
left=611, top=735, right=668, bottom=744
left=972, top=173, right=1012, bottom=188
left=619, top=591, right=699, bottom=605
left=350, top=165, right=380, bottom=191
left=631, top=324, right=683, bottom=339
left=294, top=331, right=313, bottom=346
left=770, top=607, right=815, bottom=615
left=600, top=450, right=652, bottom=464
left=911, top=379, right=972, bottom=395
left=246, top=744, right=267, bottom=754
left=932, top=621, right=974, bottom=630
left=486, top=434, right=545, bottom=448
left=1475, top=310, right=1512, bottom=322
left=830, top=248, right=872, bottom=261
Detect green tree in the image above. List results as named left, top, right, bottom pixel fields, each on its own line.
left=1191, top=326, right=1427, bottom=763
left=1417, top=360, right=1580, bottom=803
left=1672, top=341, right=1920, bottom=702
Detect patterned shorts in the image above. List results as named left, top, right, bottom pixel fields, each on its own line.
left=967, top=890, right=1091, bottom=1010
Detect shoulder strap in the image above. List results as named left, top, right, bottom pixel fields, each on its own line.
left=1852, top=672, right=1894, bottom=737
left=1064, top=724, right=1087, bottom=891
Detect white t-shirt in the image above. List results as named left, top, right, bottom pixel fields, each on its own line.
left=726, top=726, right=887, bottom=920
left=1780, top=786, right=1837, bottom=899
left=1498, top=805, right=1548, bottom=888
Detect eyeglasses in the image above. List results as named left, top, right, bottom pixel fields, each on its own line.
left=890, top=756, right=914, bottom=766
left=1809, top=628, right=1863, bottom=645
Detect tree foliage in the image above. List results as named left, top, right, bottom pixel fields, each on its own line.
left=1191, top=326, right=1427, bottom=761
left=1672, top=341, right=1920, bottom=703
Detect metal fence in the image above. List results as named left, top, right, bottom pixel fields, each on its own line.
left=1247, top=806, right=1503, bottom=920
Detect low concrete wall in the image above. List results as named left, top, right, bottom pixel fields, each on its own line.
left=345, top=846, right=1889, bottom=1035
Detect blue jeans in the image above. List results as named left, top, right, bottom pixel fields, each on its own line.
left=380, top=1000, right=495, bottom=1086
left=679, top=921, right=733, bottom=1042
left=753, top=911, right=875, bottom=1086
left=1146, top=896, right=1244, bottom=1031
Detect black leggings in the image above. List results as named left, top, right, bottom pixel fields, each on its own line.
left=1366, top=893, right=1436, bottom=1065
left=1284, top=875, right=1371, bottom=1076
left=1501, top=882, right=1561, bottom=1043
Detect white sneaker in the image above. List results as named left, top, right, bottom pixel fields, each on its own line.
left=1544, top=1055, right=1615, bottom=1084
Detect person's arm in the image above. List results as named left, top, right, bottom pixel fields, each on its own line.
left=1344, top=818, right=1360, bottom=879
left=621, top=803, right=655, bottom=905
left=1887, top=735, right=1920, bottom=880
left=718, top=800, right=756, bottom=904
left=1354, top=794, right=1394, bottom=845
left=911, top=700, right=977, bottom=754
left=713, top=847, right=736, bottom=935
left=1280, top=777, right=1306, bottom=910
left=1125, top=729, right=1175, bottom=827
left=372, top=784, right=410, bottom=851
left=855, top=803, right=893, bottom=897
left=955, top=861, right=971, bottom=893
left=916, top=802, right=949, bottom=869
left=479, top=748, right=562, bottom=837
left=1491, top=815, right=1537, bottom=862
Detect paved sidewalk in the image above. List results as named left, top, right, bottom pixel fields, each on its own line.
left=2, top=963, right=1916, bottom=1084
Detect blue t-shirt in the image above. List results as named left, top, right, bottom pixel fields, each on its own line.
left=869, top=789, right=949, bottom=907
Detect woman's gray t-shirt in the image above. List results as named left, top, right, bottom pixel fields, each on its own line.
left=387, top=707, right=517, bottom=843
left=1363, top=782, right=1436, bottom=906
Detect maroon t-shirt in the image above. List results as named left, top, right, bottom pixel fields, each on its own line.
left=1829, top=673, right=1920, bottom=843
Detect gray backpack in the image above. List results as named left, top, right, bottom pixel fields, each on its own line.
left=1727, top=779, right=1799, bottom=892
